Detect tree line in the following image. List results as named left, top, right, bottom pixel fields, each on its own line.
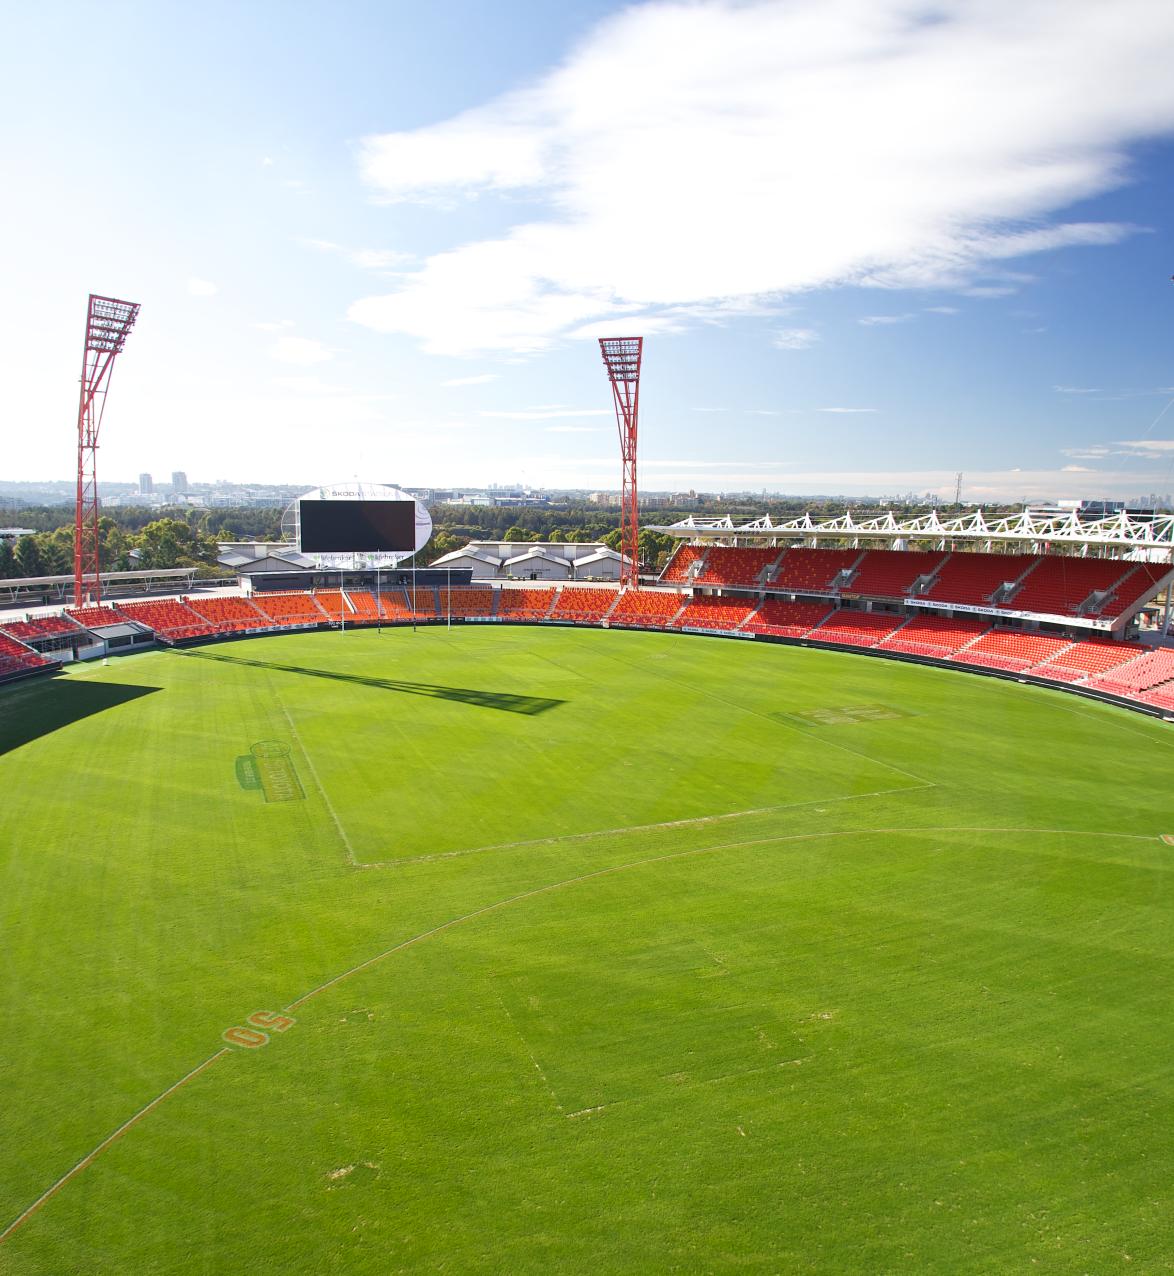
left=0, top=507, right=282, bottom=579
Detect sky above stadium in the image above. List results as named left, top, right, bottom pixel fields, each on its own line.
left=3, top=0, right=1174, bottom=502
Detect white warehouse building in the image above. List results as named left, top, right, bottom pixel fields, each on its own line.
left=431, top=541, right=629, bottom=582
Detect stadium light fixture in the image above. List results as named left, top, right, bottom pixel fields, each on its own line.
left=599, top=336, right=643, bottom=589
left=74, top=293, right=140, bottom=605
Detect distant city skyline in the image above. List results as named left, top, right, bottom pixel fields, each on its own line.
left=3, top=1, right=1174, bottom=500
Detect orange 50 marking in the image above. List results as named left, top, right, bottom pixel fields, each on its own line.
left=222, top=1011, right=296, bottom=1050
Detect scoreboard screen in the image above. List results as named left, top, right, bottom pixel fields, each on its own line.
left=298, top=499, right=417, bottom=553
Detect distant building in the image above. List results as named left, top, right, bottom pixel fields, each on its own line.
left=138, top=473, right=153, bottom=495
left=431, top=540, right=629, bottom=581
left=171, top=471, right=188, bottom=493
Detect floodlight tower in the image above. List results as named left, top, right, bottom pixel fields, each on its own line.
left=598, top=336, right=643, bottom=589
left=74, top=294, right=140, bottom=605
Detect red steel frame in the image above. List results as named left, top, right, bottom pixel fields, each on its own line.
left=74, top=294, right=140, bottom=605
left=599, top=337, right=643, bottom=589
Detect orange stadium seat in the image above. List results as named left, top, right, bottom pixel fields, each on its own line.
left=671, top=596, right=756, bottom=630
left=250, top=592, right=328, bottom=626
left=497, top=588, right=557, bottom=620
left=1003, top=557, right=1136, bottom=617
left=808, top=609, right=906, bottom=647
left=117, top=599, right=218, bottom=641
left=918, top=553, right=1036, bottom=608
left=185, top=595, right=269, bottom=633
left=876, top=613, right=989, bottom=658
left=66, top=605, right=126, bottom=627
left=1032, top=637, right=1147, bottom=683
left=741, top=600, right=832, bottom=637
left=659, top=543, right=706, bottom=583
left=845, top=550, right=947, bottom=600
left=695, top=547, right=779, bottom=588
left=550, top=587, right=618, bottom=623
left=2, top=615, right=81, bottom=640
left=437, top=588, right=496, bottom=617
left=950, top=628, right=1074, bottom=673
left=608, top=590, right=684, bottom=627
left=1098, top=562, right=1172, bottom=617
left=1087, top=647, right=1174, bottom=697
left=0, top=632, right=52, bottom=675
left=314, top=591, right=350, bottom=621
left=767, top=548, right=860, bottom=592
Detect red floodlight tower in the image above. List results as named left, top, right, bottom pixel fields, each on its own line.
left=74, top=294, right=140, bottom=605
left=598, top=336, right=643, bottom=589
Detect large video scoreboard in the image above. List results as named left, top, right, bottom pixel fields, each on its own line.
left=298, top=499, right=418, bottom=553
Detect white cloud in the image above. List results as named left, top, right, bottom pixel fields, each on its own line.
left=480, top=406, right=611, bottom=420
left=771, top=328, right=819, bottom=350
left=269, top=336, right=334, bottom=366
left=351, top=0, right=1174, bottom=354
left=1062, top=446, right=1111, bottom=459
left=1117, top=439, right=1174, bottom=450
left=818, top=406, right=878, bottom=414
left=925, top=306, right=960, bottom=315
left=1061, top=465, right=1094, bottom=472
left=300, top=237, right=412, bottom=271
left=858, top=314, right=914, bottom=326
left=546, top=425, right=606, bottom=433
left=253, top=319, right=296, bottom=332
left=350, top=248, right=413, bottom=270
left=187, top=278, right=218, bottom=297
left=270, top=376, right=353, bottom=395
left=1055, top=384, right=1102, bottom=394
left=441, top=373, right=500, bottom=387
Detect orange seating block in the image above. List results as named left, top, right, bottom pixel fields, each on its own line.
left=609, top=590, right=684, bottom=627
left=846, top=550, right=947, bottom=600
left=3, top=615, right=81, bottom=640
left=117, top=599, right=218, bottom=641
left=742, top=600, right=832, bottom=637
left=551, top=587, right=618, bottom=622
left=186, top=596, right=269, bottom=633
left=671, top=596, right=756, bottom=630
left=497, top=588, right=556, bottom=620
left=67, top=605, right=125, bottom=627
left=438, top=588, right=496, bottom=617
left=1004, top=557, right=1135, bottom=617
left=920, top=553, right=1035, bottom=608
left=660, top=544, right=706, bottom=583
left=767, top=548, right=859, bottom=592
left=695, top=547, right=779, bottom=588
left=877, top=614, right=989, bottom=658
left=808, top=610, right=906, bottom=647
left=951, top=628, right=1074, bottom=673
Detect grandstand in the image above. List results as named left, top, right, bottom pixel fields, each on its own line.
left=0, top=541, right=1170, bottom=717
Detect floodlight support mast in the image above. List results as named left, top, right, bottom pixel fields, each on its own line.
left=599, top=336, right=643, bottom=589
left=74, top=294, right=140, bottom=605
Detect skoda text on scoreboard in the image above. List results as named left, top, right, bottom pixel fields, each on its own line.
left=299, top=499, right=416, bottom=553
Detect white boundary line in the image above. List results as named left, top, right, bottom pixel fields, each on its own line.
left=0, top=1049, right=229, bottom=1244
left=278, top=701, right=358, bottom=867
left=360, top=782, right=933, bottom=867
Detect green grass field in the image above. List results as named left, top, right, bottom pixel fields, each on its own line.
left=0, top=625, right=1171, bottom=1274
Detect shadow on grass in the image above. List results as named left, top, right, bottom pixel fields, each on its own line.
left=0, top=677, right=161, bottom=757
left=171, top=649, right=565, bottom=716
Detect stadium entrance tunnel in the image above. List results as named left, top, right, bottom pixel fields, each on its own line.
left=0, top=677, right=161, bottom=757
left=171, top=649, right=566, bottom=716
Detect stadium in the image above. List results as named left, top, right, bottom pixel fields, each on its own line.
left=1, top=305, right=1173, bottom=1274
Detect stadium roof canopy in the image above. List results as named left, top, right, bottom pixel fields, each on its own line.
left=0, top=566, right=198, bottom=607
left=647, top=508, right=1174, bottom=556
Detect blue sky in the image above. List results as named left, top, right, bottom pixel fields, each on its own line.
left=3, top=0, right=1174, bottom=501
